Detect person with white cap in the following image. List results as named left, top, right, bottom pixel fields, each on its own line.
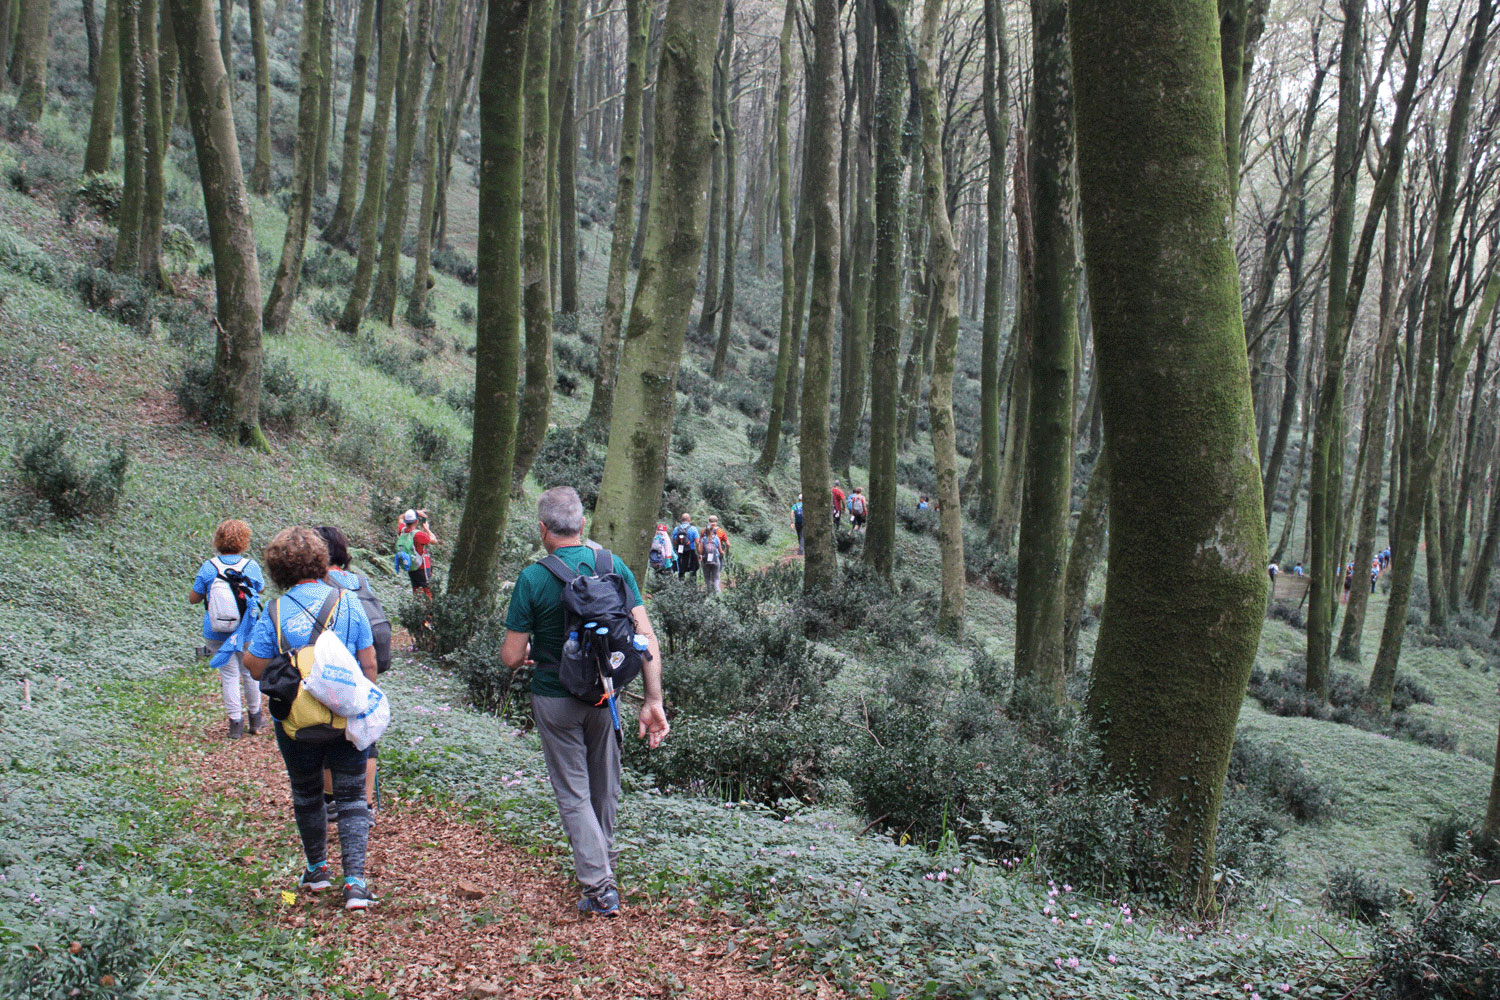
left=395, top=508, right=438, bottom=598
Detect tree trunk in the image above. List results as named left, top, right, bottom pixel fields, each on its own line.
left=975, top=0, right=1008, bottom=521
left=710, top=49, right=738, bottom=380
left=115, top=0, right=144, bottom=275
left=1468, top=441, right=1500, bottom=612
left=1013, top=0, right=1077, bottom=700
left=915, top=0, right=961, bottom=633
left=14, top=0, right=52, bottom=121
left=992, top=124, right=1032, bottom=553
left=369, top=0, right=430, bottom=324
left=158, top=0, right=178, bottom=138
left=695, top=10, right=725, bottom=337
left=448, top=0, right=532, bottom=598
left=83, top=0, right=122, bottom=173
left=217, top=0, right=230, bottom=78
left=408, top=0, right=460, bottom=326
left=247, top=0, right=271, bottom=192
left=508, top=0, right=553, bottom=487
left=782, top=150, right=815, bottom=427
left=1063, top=448, right=1108, bottom=676
left=262, top=0, right=326, bottom=335
left=168, top=0, right=268, bottom=450
left=551, top=0, right=580, bottom=315
left=627, top=0, right=664, bottom=270
left=138, top=0, right=167, bottom=288
left=313, top=4, right=333, bottom=198
left=1074, top=0, right=1267, bottom=908
left=590, top=0, right=721, bottom=574
left=83, top=0, right=100, bottom=82
left=323, top=0, right=375, bottom=244
left=336, top=0, right=408, bottom=331
left=584, top=0, right=647, bottom=428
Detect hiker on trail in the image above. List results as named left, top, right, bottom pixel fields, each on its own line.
left=848, top=487, right=868, bottom=530
left=672, top=514, right=700, bottom=582
left=499, top=487, right=669, bottom=917
left=189, top=518, right=266, bottom=741
left=698, top=515, right=729, bottom=593
left=1294, top=562, right=1304, bottom=576
left=397, top=509, right=437, bottom=598
left=1371, top=557, right=1381, bottom=593
left=242, top=527, right=380, bottom=911
left=791, top=495, right=805, bottom=555
left=1342, top=561, right=1354, bottom=605
left=831, top=481, right=847, bottom=531
left=648, top=523, right=677, bottom=576
left=917, top=495, right=931, bottom=511
left=1267, top=562, right=1279, bottom=585
left=318, top=525, right=390, bottom=815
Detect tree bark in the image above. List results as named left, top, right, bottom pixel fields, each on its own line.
left=1013, top=0, right=1077, bottom=700
left=323, top=0, right=376, bottom=244
left=628, top=0, right=664, bottom=270
left=14, top=0, right=53, bottom=121
left=313, top=3, right=333, bottom=198
left=589, top=0, right=722, bottom=575
left=551, top=0, right=580, bottom=315
left=1063, top=448, right=1108, bottom=676
left=992, top=127, right=1033, bottom=552
left=408, top=0, right=461, bottom=325
left=115, top=0, right=145, bottom=275
left=168, top=0, right=268, bottom=450
left=262, top=0, right=326, bottom=335
left=138, top=0, right=167, bottom=287
left=975, top=0, right=1008, bottom=521
left=695, top=8, right=725, bottom=337
left=1074, top=0, right=1267, bottom=907
left=710, top=41, right=738, bottom=380
left=84, top=0, right=122, bottom=173
left=247, top=0, right=271, bottom=192
left=448, top=0, right=532, bottom=597
left=84, top=0, right=100, bottom=81
left=584, top=0, right=647, bottom=428
left=218, top=0, right=230, bottom=78
left=369, top=0, right=431, bottom=323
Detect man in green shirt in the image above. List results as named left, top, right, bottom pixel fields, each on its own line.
left=501, top=487, right=669, bottom=917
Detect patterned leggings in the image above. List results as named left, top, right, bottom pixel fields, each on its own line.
left=274, top=725, right=371, bottom=879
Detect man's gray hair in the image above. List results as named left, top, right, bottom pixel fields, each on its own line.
left=538, top=486, right=586, bottom=537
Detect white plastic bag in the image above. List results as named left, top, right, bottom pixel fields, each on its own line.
left=345, top=685, right=390, bottom=751
left=303, top=630, right=391, bottom=750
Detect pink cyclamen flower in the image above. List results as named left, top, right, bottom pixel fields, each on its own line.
left=1054, top=958, right=1064, bottom=969
left=1107, top=955, right=1118, bottom=964
left=1067, top=958, right=1080, bottom=969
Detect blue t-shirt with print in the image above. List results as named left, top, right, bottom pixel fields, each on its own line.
left=192, top=554, right=265, bottom=641
left=672, top=524, right=699, bottom=551
left=248, top=581, right=373, bottom=660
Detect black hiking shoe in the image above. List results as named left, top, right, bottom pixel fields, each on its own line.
left=298, top=860, right=332, bottom=892
left=577, top=887, right=620, bottom=918
left=344, top=878, right=377, bottom=911
left=227, top=718, right=244, bottom=740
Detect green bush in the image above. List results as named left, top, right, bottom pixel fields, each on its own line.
left=1227, top=735, right=1338, bottom=823
left=531, top=428, right=605, bottom=507
left=964, top=525, right=1017, bottom=597
left=59, top=173, right=123, bottom=225
left=1246, top=658, right=1456, bottom=752
left=410, top=418, right=454, bottom=464
left=445, top=611, right=532, bottom=727
left=13, top=424, right=128, bottom=522
left=1374, top=835, right=1500, bottom=996
left=431, top=244, right=478, bottom=285
left=673, top=429, right=697, bottom=456
left=177, top=354, right=342, bottom=435
left=456, top=301, right=476, bottom=325
left=398, top=589, right=490, bottom=657
left=0, top=896, right=167, bottom=999
left=301, top=243, right=357, bottom=289
left=1324, top=866, right=1398, bottom=924
left=0, top=232, right=64, bottom=286
left=74, top=266, right=151, bottom=327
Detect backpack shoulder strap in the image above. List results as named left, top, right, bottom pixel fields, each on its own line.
left=272, top=598, right=286, bottom=656
left=309, top=586, right=343, bottom=643
left=591, top=548, right=615, bottom=577
left=540, top=554, right=578, bottom=585
left=210, top=556, right=228, bottom=576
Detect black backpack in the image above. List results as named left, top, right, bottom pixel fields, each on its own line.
left=540, top=547, right=644, bottom=705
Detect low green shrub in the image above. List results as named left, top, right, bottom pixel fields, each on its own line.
left=410, top=418, right=454, bottom=464
left=1373, top=834, right=1500, bottom=997
left=1246, top=658, right=1456, bottom=752
left=431, top=244, right=478, bottom=285
left=74, top=266, right=152, bottom=327
left=59, top=172, right=123, bottom=225
left=0, top=232, right=64, bottom=286
left=964, top=524, right=1017, bottom=597
left=398, top=589, right=491, bottom=657
left=1324, top=866, right=1398, bottom=924
left=1227, top=735, right=1338, bottom=823
left=446, top=611, right=532, bottom=727
left=177, top=354, right=342, bottom=435
left=530, top=428, right=605, bottom=507
left=13, top=424, right=128, bottom=521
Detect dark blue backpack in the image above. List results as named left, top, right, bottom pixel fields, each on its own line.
left=540, top=548, right=644, bottom=705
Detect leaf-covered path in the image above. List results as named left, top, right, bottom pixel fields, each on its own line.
left=173, top=692, right=835, bottom=999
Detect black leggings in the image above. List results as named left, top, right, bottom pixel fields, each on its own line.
left=275, top=724, right=371, bottom=879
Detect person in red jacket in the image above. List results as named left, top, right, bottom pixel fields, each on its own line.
left=831, top=481, right=847, bottom=531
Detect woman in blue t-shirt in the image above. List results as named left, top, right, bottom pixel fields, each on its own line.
left=188, top=518, right=265, bottom=740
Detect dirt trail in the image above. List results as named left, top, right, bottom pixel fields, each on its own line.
left=176, top=693, right=834, bottom=999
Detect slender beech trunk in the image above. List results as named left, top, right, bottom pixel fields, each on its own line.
left=247, top=0, right=271, bottom=192
left=695, top=10, right=726, bottom=337
left=14, top=0, right=52, bottom=121
left=1074, top=0, right=1267, bottom=908
left=313, top=5, right=333, bottom=198
left=368, top=0, right=430, bottom=323
left=84, top=0, right=100, bottom=81
left=218, top=0, right=230, bottom=75
left=509, top=0, right=553, bottom=487
left=1270, top=419, right=1306, bottom=567
left=168, top=0, right=268, bottom=450
left=975, top=0, right=1008, bottom=520
left=753, top=0, right=799, bottom=475
left=585, top=0, right=646, bottom=428
left=993, top=125, right=1032, bottom=552
left=1484, top=720, right=1500, bottom=845
left=551, top=0, right=580, bottom=315
left=1369, top=0, right=1493, bottom=713
left=158, top=0, right=178, bottom=137
left=1468, top=442, right=1500, bottom=612
left=711, top=62, right=738, bottom=379
left=448, top=0, right=532, bottom=598
left=115, top=0, right=145, bottom=275
left=262, top=0, right=326, bottom=335
left=1013, top=0, right=1077, bottom=699
left=84, top=0, right=121, bottom=174
left=915, top=0, right=961, bottom=632
left=1426, top=483, right=1448, bottom=627
left=409, top=0, right=461, bottom=325
left=323, top=0, right=376, bottom=244
left=1063, top=448, right=1109, bottom=675
left=138, top=0, right=166, bottom=288
left=628, top=0, right=664, bottom=270
left=590, top=0, right=722, bottom=576
left=336, top=0, right=408, bottom=331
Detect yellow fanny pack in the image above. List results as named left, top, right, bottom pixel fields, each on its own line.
left=273, top=589, right=348, bottom=741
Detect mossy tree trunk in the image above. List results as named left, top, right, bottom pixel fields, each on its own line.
left=217, top=0, right=230, bottom=78
left=138, top=0, right=167, bottom=288
left=336, top=0, right=408, bottom=331
left=1073, top=0, right=1267, bottom=908
left=168, top=0, right=268, bottom=451
left=322, top=0, right=376, bottom=244
left=798, top=0, right=840, bottom=593
left=710, top=54, right=738, bottom=381
left=313, top=5, right=332, bottom=198
left=115, top=0, right=144, bottom=276
left=752, top=0, right=798, bottom=475
left=915, top=0, right=961, bottom=633
left=975, top=0, right=1007, bottom=521
left=546, top=0, right=578, bottom=316
left=1063, top=448, right=1108, bottom=675
left=408, top=0, right=461, bottom=326
left=860, top=0, right=906, bottom=576
left=83, top=0, right=121, bottom=174
left=627, top=0, right=665, bottom=270
left=262, top=0, right=326, bottom=335
left=14, top=0, right=52, bottom=121
left=694, top=8, right=725, bottom=338
left=448, top=0, right=532, bottom=598
left=247, top=0, right=271, bottom=192
left=585, top=0, right=647, bottom=428
left=158, top=0, right=178, bottom=140
left=590, top=0, right=722, bottom=575
left=1013, top=0, right=1077, bottom=700
left=508, top=0, right=553, bottom=487
left=369, top=0, right=430, bottom=324
left=992, top=124, right=1032, bottom=552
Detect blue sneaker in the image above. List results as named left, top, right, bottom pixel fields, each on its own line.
left=298, top=861, right=332, bottom=891
left=577, top=887, right=620, bottom=917
left=343, top=877, right=377, bottom=911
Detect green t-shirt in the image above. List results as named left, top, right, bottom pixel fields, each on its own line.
left=505, top=544, right=645, bottom=698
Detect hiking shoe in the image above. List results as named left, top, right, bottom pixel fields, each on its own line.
left=247, top=708, right=269, bottom=735
left=227, top=718, right=244, bottom=740
left=344, top=877, right=377, bottom=911
left=298, top=861, right=332, bottom=892
left=577, top=888, right=620, bottom=918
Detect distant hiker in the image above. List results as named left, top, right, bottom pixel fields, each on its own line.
left=242, top=527, right=379, bottom=911
left=1267, top=562, right=1278, bottom=584
left=189, top=518, right=266, bottom=740
left=917, top=495, right=931, bottom=511
left=648, top=523, right=677, bottom=576
left=848, top=487, right=868, bottom=530
left=672, top=514, right=700, bottom=581
left=1342, top=561, right=1354, bottom=604
left=831, top=481, right=847, bottom=530
left=698, top=515, right=729, bottom=593
left=1371, top=557, right=1381, bottom=593
left=791, top=495, right=805, bottom=555
left=1294, top=562, right=1304, bottom=576
left=318, top=525, right=389, bottom=814
left=397, top=509, right=437, bottom=598
left=499, top=487, right=669, bottom=917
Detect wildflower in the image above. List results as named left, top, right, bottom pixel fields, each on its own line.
left=1054, top=959, right=1063, bottom=969
left=1067, top=957, right=1080, bottom=969
left=1107, top=955, right=1118, bottom=964
left=1063, top=884, right=1072, bottom=893
left=1085, top=919, right=1093, bottom=926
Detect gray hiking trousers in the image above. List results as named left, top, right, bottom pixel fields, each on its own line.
left=532, top=694, right=621, bottom=895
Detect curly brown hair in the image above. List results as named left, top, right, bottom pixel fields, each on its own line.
left=213, top=518, right=251, bottom=554
left=263, top=527, right=330, bottom=590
